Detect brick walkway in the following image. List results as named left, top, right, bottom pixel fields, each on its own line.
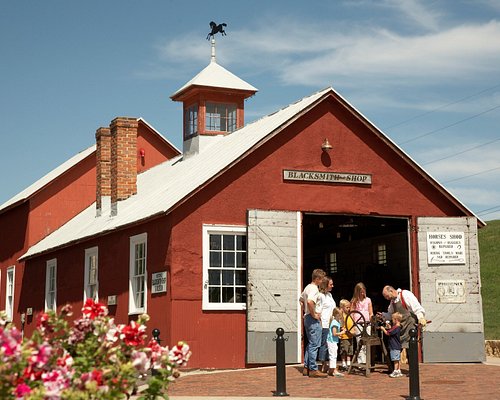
left=168, top=359, right=500, bottom=400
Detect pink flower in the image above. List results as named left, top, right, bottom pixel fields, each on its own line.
left=68, top=317, right=93, bottom=345
left=29, top=342, right=52, bottom=368
left=56, top=352, right=73, bottom=368
left=169, top=341, right=191, bottom=367
left=36, top=312, right=53, bottom=334
left=131, top=350, right=151, bottom=374
left=42, top=369, right=70, bottom=398
left=147, top=339, right=169, bottom=369
left=120, top=321, right=146, bottom=347
left=1, top=326, right=22, bottom=358
left=82, top=299, right=108, bottom=320
left=14, top=382, right=31, bottom=398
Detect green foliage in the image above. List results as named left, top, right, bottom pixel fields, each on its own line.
left=479, top=220, right=500, bottom=339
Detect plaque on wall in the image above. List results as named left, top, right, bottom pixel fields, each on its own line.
left=426, top=232, right=466, bottom=264
left=436, top=279, right=466, bottom=303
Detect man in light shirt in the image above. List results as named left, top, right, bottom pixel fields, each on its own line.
left=379, top=285, right=426, bottom=350
left=300, top=268, right=327, bottom=378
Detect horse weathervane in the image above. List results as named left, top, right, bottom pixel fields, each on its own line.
left=206, top=21, right=227, bottom=40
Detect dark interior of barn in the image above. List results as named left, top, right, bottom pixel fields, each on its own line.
left=302, top=213, right=410, bottom=314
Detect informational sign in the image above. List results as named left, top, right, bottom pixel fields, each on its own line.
left=283, top=169, right=371, bottom=185
left=107, top=295, right=117, bottom=306
left=151, top=271, right=167, bottom=294
left=426, top=232, right=466, bottom=264
left=436, top=279, right=466, bottom=303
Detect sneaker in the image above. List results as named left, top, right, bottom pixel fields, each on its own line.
left=389, top=371, right=400, bottom=378
left=333, top=372, right=344, bottom=377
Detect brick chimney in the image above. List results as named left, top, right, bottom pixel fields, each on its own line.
left=110, top=117, right=138, bottom=216
left=95, top=127, right=111, bottom=217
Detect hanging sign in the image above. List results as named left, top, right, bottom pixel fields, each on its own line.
left=283, top=169, right=371, bottom=185
left=426, top=232, right=466, bottom=264
left=151, top=271, right=167, bottom=294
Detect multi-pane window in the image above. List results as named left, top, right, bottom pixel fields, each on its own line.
left=129, top=233, right=147, bottom=314
left=84, top=247, right=99, bottom=302
left=184, top=103, right=198, bottom=138
left=327, top=252, right=338, bottom=274
left=45, top=259, right=57, bottom=311
left=205, top=102, right=237, bottom=133
left=203, top=225, right=247, bottom=310
left=377, top=243, right=387, bottom=266
left=5, top=266, right=14, bottom=321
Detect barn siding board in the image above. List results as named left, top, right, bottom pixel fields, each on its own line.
left=247, top=209, right=301, bottom=364
left=417, top=217, right=485, bottom=362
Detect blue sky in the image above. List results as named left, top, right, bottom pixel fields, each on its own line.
left=1, top=0, right=500, bottom=220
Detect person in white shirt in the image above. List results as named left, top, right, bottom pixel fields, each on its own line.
left=378, top=285, right=426, bottom=350
left=299, top=269, right=327, bottom=378
left=318, top=276, right=336, bottom=373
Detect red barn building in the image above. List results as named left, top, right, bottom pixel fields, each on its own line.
left=0, top=119, right=179, bottom=326
left=5, top=47, right=485, bottom=368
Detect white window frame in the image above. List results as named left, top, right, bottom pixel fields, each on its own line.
left=202, top=225, right=247, bottom=311
left=129, top=233, right=147, bottom=315
left=45, top=259, right=57, bottom=312
left=376, top=243, right=387, bottom=266
left=327, top=251, right=338, bottom=274
left=5, top=266, right=15, bottom=321
left=205, top=102, right=237, bottom=133
left=84, top=247, right=99, bottom=302
left=184, top=103, right=198, bottom=139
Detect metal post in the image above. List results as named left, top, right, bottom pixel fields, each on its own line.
left=151, top=328, right=161, bottom=376
left=273, top=328, right=289, bottom=397
left=407, top=328, right=421, bottom=400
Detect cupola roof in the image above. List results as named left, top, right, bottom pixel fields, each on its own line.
left=170, top=60, right=258, bottom=101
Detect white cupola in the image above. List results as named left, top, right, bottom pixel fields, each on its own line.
left=170, top=37, right=257, bottom=156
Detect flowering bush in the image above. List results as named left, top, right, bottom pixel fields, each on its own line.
left=0, top=299, right=190, bottom=399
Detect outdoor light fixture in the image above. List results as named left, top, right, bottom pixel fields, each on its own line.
left=321, top=138, right=333, bottom=152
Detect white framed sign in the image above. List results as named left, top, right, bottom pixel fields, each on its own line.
left=436, top=279, right=466, bottom=303
left=426, top=232, right=466, bottom=264
left=151, top=271, right=167, bottom=294
left=283, top=169, right=371, bottom=185
left=107, top=295, right=117, bottom=306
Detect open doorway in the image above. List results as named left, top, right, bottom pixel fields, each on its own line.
left=302, top=213, right=410, bottom=314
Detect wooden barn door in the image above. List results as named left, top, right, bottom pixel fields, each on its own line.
left=417, top=216, right=485, bottom=362
left=246, top=209, right=302, bottom=364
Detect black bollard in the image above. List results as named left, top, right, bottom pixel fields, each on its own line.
left=151, top=328, right=161, bottom=376
left=407, top=328, right=421, bottom=400
left=273, top=328, right=289, bottom=397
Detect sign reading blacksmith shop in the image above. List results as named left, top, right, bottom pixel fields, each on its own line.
left=283, top=169, right=372, bottom=185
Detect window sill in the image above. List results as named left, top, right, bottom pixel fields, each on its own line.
left=202, top=303, right=246, bottom=311
left=128, top=310, right=146, bottom=316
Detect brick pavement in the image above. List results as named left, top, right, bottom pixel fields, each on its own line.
left=168, top=360, right=500, bottom=400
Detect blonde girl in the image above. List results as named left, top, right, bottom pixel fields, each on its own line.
left=350, top=282, right=373, bottom=364
left=327, top=307, right=345, bottom=376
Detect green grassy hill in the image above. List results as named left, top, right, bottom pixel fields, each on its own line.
left=479, top=219, right=500, bottom=339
